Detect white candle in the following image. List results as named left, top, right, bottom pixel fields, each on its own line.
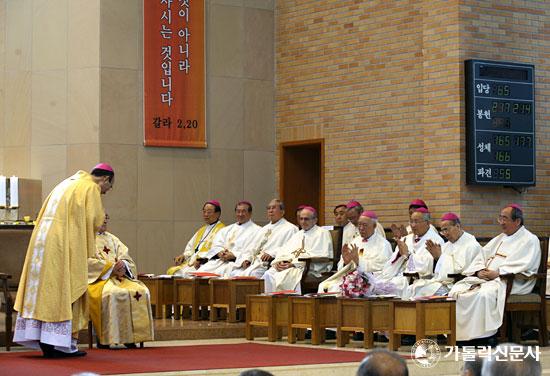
left=9, top=176, right=19, bottom=208
left=0, top=176, right=6, bottom=207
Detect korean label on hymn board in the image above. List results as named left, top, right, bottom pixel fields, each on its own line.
left=465, top=60, right=535, bottom=186
left=144, top=0, right=206, bottom=148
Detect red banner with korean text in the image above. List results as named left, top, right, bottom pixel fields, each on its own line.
left=144, top=0, right=206, bottom=148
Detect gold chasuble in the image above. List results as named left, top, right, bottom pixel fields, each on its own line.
left=88, top=231, right=154, bottom=345
left=14, top=171, right=105, bottom=351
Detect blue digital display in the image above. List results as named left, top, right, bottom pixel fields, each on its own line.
left=465, top=60, right=535, bottom=186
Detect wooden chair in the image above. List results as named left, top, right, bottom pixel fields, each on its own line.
left=299, top=226, right=343, bottom=293
left=173, top=277, right=211, bottom=320
left=138, top=276, right=175, bottom=319
left=209, top=279, right=264, bottom=322
left=246, top=294, right=289, bottom=342
left=499, top=236, right=549, bottom=346
left=388, top=298, right=456, bottom=351
left=287, top=295, right=338, bottom=345
left=0, top=273, right=13, bottom=351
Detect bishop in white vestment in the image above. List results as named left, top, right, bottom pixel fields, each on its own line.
left=197, top=201, right=260, bottom=277
left=234, top=199, right=298, bottom=278
left=403, top=212, right=481, bottom=299
left=263, top=207, right=333, bottom=293
left=449, top=205, right=541, bottom=341
left=318, top=211, right=392, bottom=293
left=168, top=200, right=225, bottom=277
left=378, top=208, right=444, bottom=297
left=343, top=200, right=386, bottom=246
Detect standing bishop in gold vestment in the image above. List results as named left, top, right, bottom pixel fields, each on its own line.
left=13, top=163, right=114, bottom=358
left=88, top=214, right=154, bottom=348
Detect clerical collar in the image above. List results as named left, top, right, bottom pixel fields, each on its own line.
left=303, top=225, right=315, bottom=233
left=504, top=225, right=524, bottom=239
left=271, top=218, right=283, bottom=226
left=414, top=228, right=429, bottom=242
left=207, top=219, right=219, bottom=227
left=363, top=233, right=374, bottom=242
left=450, top=230, right=464, bottom=244
left=238, top=220, right=250, bottom=226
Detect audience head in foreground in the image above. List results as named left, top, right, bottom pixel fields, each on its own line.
left=239, top=370, right=274, bottom=376
left=482, top=343, right=541, bottom=376
left=356, top=349, right=408, bottom=376
left=461, top=355, right=483, bottom=376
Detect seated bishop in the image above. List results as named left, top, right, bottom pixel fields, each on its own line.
left=88, top=214, right=154, bottom=348
left=333, top=204, right=349, bottom=227
left=318, top=210, right=392, bottom=293
left=167, top=200, right=225, bottom=277
left=233, top=199, right=298, bottom=278
left=449, top=204, right=540, bottom=342
left=377, top=207, right=444, bottom=297
left=343, top=200, right=386, bottom=246
left=403, top=212, right=482, bottom=299
left=405, top=199, right=438, bottom=234
left=196, top=201, right=260, bottom=277
left=263, top=206, right=333, bottom=293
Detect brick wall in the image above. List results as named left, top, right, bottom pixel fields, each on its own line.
left=276, top=0, right=549, bottom=237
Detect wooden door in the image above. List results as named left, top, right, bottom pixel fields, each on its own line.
left=280, top=140, right=324, bottom=225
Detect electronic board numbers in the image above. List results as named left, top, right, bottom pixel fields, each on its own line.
left=465, top=59, right=535, bottom=186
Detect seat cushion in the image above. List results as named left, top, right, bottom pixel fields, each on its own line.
left=507, top=293, right=541, bottom=304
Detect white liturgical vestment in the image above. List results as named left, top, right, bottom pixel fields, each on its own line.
left=234, top=218, right=298, bottom=278
left=343, top=222, right=386, bottom=246
left=318, top=231, right=392, bottom=293
left=449, top=226, right=540, bottom=341
left=197, top=220, right=260, bottom=277
left=378, top=226, right=444, bottom=297
left=263, top=225, right=333, bottom=293
left=403, top=231, right=481, bottom=299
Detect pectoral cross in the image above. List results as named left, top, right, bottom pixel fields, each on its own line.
left=291, top=235, right=306, bottom=258
left=486, top=241, right=504, bottom=269
left=227, top=227, right=239, bottom=249
left=255, top=229, right=272, bottom=255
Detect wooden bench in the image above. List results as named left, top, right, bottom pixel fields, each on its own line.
left=388, top=299, right=456, bottom=351
left=336, top=297, right=392, bottom=349
left=138, top=276, right=174, bottom=319
left=173, top=277, right=211, bottom=320
left=246, top=294, right=289, bottom=341
left=288, top=295, right=337, bottom=345
left=209, top=279, right=264, bottom=322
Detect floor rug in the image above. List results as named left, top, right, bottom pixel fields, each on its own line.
left=1, top=342, right=368, bottom=375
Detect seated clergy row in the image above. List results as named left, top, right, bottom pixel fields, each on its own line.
left=167, top=199, right=332, bottom=293
left=166, top=198, right=541, bottom=343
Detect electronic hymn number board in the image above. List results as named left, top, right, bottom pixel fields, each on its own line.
left=465, top=60, right=535, bottom=186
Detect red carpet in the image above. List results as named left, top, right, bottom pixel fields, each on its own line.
left=1, top=343, right=368, bottom=375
